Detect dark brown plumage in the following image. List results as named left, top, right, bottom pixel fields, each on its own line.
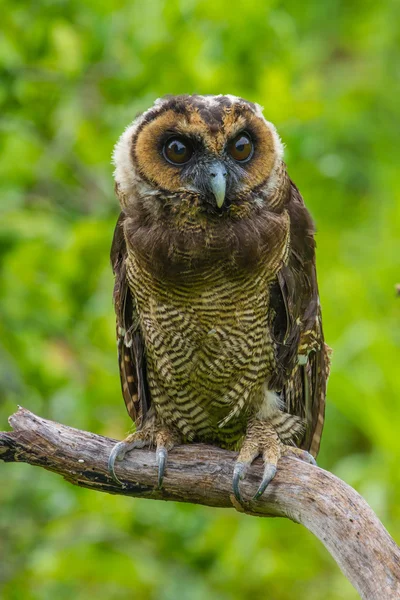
left=108, top=94, right=330, bottom=501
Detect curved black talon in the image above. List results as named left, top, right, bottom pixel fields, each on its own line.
left=156, top=447, right=168, bottom=489
left=108, top=441, right=128, bottom=485
left=253, top=464, right=277, bottom=501
left=233, top=461, right=247, bottom=504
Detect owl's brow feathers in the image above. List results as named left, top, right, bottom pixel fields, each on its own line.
left=136, top=94, right=259, bottom=133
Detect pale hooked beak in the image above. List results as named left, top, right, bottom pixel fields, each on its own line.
left=209, top=163, right=227, bottom=208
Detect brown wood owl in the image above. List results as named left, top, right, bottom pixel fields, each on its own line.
left=109, top=94, right=330, bottom=502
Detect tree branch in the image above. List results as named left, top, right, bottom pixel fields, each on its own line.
left=1, top=407, right=399, bottom=599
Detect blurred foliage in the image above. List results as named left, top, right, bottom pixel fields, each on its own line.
left=0, top=0, right=399, bottom=598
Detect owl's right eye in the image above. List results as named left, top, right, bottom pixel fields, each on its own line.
left=163, top=137, right=193, bottom=165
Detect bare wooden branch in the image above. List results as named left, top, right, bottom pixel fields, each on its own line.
left=1, top=407, right=399, bottom=599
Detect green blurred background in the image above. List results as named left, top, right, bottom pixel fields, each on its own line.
left=1, top=0, right=399, bottom=598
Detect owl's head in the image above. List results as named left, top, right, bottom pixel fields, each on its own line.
left=113, top=95, right=292, bottom=276
left=113, top=94, right=285, bottom=217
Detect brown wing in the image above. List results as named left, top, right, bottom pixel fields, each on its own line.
left=110, top=212, right=150, bottom=429
left=270, top=180, right=331, bottom=457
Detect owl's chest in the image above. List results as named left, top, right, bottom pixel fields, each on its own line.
left=127, top=255, right=276, bottom=441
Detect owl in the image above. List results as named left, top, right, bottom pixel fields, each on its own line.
left=109, top=94, right=330, bottom=502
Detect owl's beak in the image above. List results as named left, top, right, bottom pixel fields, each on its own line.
left=208, top=163, right=227, bottom=208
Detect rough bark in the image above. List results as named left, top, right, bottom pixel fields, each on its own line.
left=1, top=407, right=399, bottom=599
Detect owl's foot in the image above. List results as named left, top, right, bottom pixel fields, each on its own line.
left=233, top=415, right=315, bottom=504
left=108, top=429, right=150, bottom=486
left=108, top=425, right=180, bottom=488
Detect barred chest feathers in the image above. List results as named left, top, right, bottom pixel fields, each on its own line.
left=125, top=238, right=287, bottom=448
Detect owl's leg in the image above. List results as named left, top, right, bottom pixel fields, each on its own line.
left=232, top=414, right=316, bottom=504
left=108, top=415, right=180, bottom=487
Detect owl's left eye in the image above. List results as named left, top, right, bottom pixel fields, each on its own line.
left=228, top=132, right=254, bottom=162
left=163, top=137, right=193, bottom=165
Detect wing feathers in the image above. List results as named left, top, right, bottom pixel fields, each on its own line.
left=111, top=213, right=149, bottom=428
left=271, top=180, right=330, bottom=456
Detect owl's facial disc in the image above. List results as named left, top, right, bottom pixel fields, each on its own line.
left=113, top=95, right=284, bottom=213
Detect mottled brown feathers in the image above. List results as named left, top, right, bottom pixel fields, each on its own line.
left=122, top=195, right=291, bottom=279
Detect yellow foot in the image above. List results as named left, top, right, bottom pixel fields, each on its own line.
left=232, top=417, right=316, bottom=504
left=108, top=423, right=180, bottom=488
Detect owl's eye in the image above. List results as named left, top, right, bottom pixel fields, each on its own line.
left=163, top=137, right=193, bottom=165
left=228, top=132, right=254, bottom=162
